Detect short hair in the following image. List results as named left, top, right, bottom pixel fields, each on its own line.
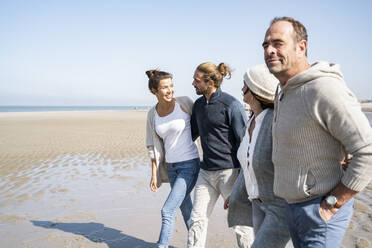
left=271, top=16, right=308, bottom=56
left=145, top=69, right=172, bottom=93
left=196, top=62, right=232, bottom=88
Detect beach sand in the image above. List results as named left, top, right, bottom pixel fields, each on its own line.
left=0, top=110, right=371, bottom=248
left=0, top=110, right=235, bottom=248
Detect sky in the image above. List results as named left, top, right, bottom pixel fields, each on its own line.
left=1, top=0, right=371, bottom=106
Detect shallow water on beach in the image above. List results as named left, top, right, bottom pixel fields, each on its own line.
left=0, top=153, right=148, bottom=209
left=0, top=154, right=157, bottom=248
left=1, top=155, right=372, bottom=248
left=0, top=153, right=235, bottom=248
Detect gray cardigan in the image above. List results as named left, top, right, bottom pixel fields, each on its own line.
left=228, top=109, right=285, bottom=227
left=145, top=96, right=194, bottom=188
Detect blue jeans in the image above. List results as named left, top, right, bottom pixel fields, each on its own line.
left=285, top=196, right=354, bottom=248
left=251, top=199, right=292, bottom=248
left=157, top=158, right=200, bottom=247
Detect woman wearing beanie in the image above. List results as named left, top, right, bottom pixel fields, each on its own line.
left=226, top=64, right=292, bottom=247
left=145, top=69, right=200, bottom=248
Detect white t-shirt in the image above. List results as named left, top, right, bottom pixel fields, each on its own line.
left=155, top=102, right=199, bottom=163
left=237, top=109, right=268, bottom=200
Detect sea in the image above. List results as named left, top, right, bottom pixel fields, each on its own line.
left=1, top=106, right=371, bottom=126
left=0, top=106, right=151, bottom=112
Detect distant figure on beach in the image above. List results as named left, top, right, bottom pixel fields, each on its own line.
left=187, top=62, right=251, bottom=248
left=263, top=16, right=372, bottom=247
left=225, top=64, right=291, bottom=248
left=145, top=69, right=200, bottom=248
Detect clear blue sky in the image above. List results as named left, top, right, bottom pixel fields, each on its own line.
left=1, top=0, right=371, bottom=106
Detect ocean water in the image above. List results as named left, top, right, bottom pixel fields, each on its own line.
left=0, top=106, right=151, bottom=112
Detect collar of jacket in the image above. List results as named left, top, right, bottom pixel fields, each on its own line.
left=203, top=87, right=222, bottom=103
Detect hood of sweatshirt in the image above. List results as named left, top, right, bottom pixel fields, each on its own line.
left=282, top=61, right=344, bottom=92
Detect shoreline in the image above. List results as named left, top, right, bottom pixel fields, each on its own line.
left=0, top=102, right=371, bottom=114
left=0, top=109, right=149, bottom=116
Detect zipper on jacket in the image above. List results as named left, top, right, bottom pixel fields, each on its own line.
left=273, top=88, right=281, bottom=155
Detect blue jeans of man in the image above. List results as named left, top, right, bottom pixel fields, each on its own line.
left=251, top=199, right=292, bottom=248
left=285, top=196, right=354, bottom=248
left=157, top=158, right=200, bottom=247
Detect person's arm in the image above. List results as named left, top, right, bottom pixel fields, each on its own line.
left=177, top=96, right=194, bottom=115
left=230, top=101, right=248, bottom=146
left=306, top=80, right=372, bottom=193
left=319, top=183, right=357, bottom=221
left=341, top=155, right=352, bottom=171
left=319, top=144, right=372, bottom=221
left=146, top=108, right=159, bottom=192
left=191, top=104, right=199, bottom=141
left=150, top=159, right=158, bottom=192
left=224, top=168, right=247, bottom=209
left=224, top=196, right=230, bottom=210
left=305, top=80, right=372, bottom=220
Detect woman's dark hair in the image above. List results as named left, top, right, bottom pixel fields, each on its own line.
left=146, top=69, right=172, bottom=94
left=247, top=87, right=274, bottom=118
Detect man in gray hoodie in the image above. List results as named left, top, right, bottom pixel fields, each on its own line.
left=262, top=16, right=372, bottom=247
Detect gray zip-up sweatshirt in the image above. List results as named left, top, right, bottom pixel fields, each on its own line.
left=272, top=61, right=372, bottom=203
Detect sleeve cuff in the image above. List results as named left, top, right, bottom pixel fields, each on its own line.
left=341, top=173, right=370, bottom=192
left=147, top=147, right=155, bottom=160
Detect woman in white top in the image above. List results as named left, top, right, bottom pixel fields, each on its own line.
left=226, top=65, right=291, bottom=248
left=145, top=69, right=200, bottom=248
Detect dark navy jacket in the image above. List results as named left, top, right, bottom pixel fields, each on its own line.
left=191, top=88, right=247, bottom=171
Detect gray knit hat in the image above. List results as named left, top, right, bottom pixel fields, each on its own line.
left=243, top=64, right=279, bottom=102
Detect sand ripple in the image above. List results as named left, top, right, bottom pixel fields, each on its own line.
left=0, top=153, right=148, bottom=207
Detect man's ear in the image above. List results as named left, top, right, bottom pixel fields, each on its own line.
left=207, top=80, right=214, bottom=87
left=298, top=39, right=307, bottom=55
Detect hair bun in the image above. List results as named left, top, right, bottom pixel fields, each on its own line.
left=146, top=69, right=158, bottom=79
left=217, top=63, right=232, bottom=79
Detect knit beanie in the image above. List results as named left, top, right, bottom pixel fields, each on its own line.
left=243, top=64, right=279, bottom=102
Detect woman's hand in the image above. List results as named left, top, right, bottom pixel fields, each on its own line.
left=224, top=196, right=230, bottom=210
left=341, top=156, right=352, bottom=171
left=150, top=160, right=158, bottom=192
left=150, top=176, right=158, bottom=192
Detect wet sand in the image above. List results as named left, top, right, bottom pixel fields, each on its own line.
left=0, top=110, right=371, bottom=247
left=0, top=110, right=234, bottom=248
